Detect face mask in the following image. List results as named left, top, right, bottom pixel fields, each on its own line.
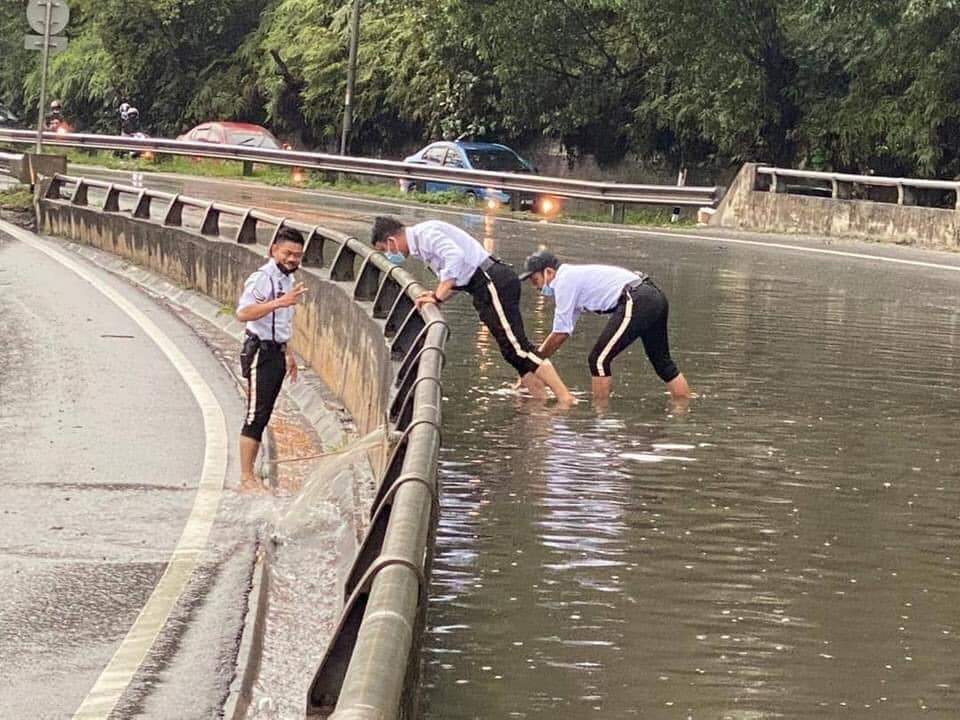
left=540, top=283, right=555, bottom=298
left=384, top=239, right=405, bottom=266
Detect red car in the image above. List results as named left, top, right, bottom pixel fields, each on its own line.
left=176, top=121, right=284, bottom=149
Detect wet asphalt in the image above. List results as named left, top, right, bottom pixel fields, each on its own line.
left=0, top=229, right=257, bottom=719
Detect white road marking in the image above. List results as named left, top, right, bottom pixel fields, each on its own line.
left=0, top=220, right=229, bottom=720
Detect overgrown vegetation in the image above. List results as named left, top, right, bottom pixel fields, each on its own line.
left=0, top=186, right=34, bottom=212
left=4, top=1, right=960, bottom=178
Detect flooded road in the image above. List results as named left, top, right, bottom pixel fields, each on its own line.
left=421, top=218, right=960, bottom=718
left=51, top=169, right=960, bottom=718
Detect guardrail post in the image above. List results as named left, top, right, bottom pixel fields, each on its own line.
left=103, top=184, right=121, bottom=212
left=355, top=256, right=384, bottom=301
left=955, top=185, right=960, bottom=211
left=331, top=241, right=358, bottom=282
left=200, top=203, right=221, bottom=236
left=242, top=160, right=254, bottom=177
left=133, top=191, right=152, bottom=219
left=70, top=179, right=89, bottom=206
left=268, top=218, right=288, bottom=247
left=236, top=210, right=259, bottom=244
left=163, top=194, right=184, bottom=226
left=897, top=183, right=916, bottom=206
left=831, top=178, right=851, bottom=199
left=45, top=175, right=64, bottom=199
left=609, top=202, right=626, bottom=224
left=303, top=228, right=327, bottom=268
left=769, top=172, right=782, bottom=193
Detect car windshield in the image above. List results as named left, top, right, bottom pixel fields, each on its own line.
left=466, top=148, right=530, bottom=172
left=227, top=131, right=280, bottom=149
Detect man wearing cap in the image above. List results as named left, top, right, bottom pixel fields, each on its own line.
left=236, top=226, right=308, bottom=487
left=520, top=251, right=692, bottom=402
left=371, top=216, right=575, bottom=405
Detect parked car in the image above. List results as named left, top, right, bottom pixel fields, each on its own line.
left=176, top=121, right=285, bottom=149
left=400, top=141, right=559, bottom=214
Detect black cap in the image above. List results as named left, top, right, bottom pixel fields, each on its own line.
left=518, top=250, right=560, bottom=280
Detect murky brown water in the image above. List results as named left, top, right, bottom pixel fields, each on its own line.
left=420, top=216, right=960, bottom=718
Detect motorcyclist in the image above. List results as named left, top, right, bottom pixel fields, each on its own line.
left=45, top=100, right=64, bottom=130
left=121, top=107, right=141, bottom=136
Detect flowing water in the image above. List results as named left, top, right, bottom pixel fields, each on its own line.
left=419, top=218, right=960, bottom=719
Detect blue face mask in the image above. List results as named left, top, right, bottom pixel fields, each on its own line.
left=385, top=251, right=405, bottom=266
left=540, top=284, right=555, bottom=298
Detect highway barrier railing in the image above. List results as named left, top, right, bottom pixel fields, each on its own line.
left=757, top=166, right=960, bottom=209
left=0, top=128, right=721, bottom=217
left=41, top=174, right=448, bottom=720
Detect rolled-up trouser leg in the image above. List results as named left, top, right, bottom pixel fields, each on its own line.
left=470, top=263, right=544, bottom=376
left=241, top=346, right=287, bottom=442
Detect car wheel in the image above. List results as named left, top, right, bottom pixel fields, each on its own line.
left=465, top=191, right=478, bottom=207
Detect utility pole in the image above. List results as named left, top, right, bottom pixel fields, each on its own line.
left=339, top=0, right=361, bottom=156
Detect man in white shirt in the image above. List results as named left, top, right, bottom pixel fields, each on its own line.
left=371, top=216, right=575, bottom=405
left=235, top=227, right=308, bottom=487
left=520, top=250, right=692, bottom=403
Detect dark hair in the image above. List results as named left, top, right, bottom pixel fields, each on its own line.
left=273, top=226, right=305, bottom=246
left=371, top=216, right=405, bottom=247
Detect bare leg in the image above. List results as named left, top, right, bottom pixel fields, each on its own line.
left=666, top=373, right=692, bottom=400
left=534, top=360, right=576, bottom=405
left=240, top=435, right=260, bottom=487
left=520, top=371, right=549, bottom=399
left=592, top=376, right=613, bottom=403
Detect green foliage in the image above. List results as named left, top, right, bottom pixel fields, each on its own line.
left=3, top=0, right=960, bottom=177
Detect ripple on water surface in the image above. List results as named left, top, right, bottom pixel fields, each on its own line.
left=421, top=225, right=960, bottom=719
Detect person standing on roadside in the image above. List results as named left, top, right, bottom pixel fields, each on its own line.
left=371, top=216, right=576, bottom=405
left=236, top=227, right=308, bottom=487
left=520, top=250, right=692, bottom=403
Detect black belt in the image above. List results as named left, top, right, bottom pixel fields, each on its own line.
left=480, top=256, right=501, bottom=272
left=457, top=256, right=502, bottom=291
left=624, top=275, right=651, bottom=292
left=245, top=330, right=287, bottom=352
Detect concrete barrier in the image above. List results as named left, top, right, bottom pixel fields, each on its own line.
left=37, top=175, right=448, bottom=720
left=711, top=163, right=960, bottom=249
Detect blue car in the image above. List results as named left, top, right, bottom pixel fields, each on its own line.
left=400, top=141, right=558, bottom=213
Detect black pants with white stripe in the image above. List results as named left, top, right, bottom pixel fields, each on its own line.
left=464, top=262, right=544, bottom=377
left=240, top=335, right=287, bottom=442
left=588, top=280, right=679, bottom=381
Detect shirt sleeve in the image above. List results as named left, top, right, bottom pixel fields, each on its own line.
left=238, top=271, right=273, bottom=309
left=552, top=287, right=580, bottom=335
left=429, top=233, right=470, bottom=284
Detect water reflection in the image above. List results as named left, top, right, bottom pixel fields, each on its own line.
left=422, top=218, right=960, bottom=718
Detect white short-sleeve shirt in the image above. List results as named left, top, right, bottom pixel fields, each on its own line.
left=550, top=264, right=641, bottom=335
left=237, top=259, right=295, bottom=342
left=407, top=220, right=490, bottom=287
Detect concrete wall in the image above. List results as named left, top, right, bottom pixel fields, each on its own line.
left=711, top=163, right=960, bottom=250
left=37, top=200, right=394, bottom=438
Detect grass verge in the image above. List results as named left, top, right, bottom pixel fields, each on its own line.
left=0, top=185, right=34, bottom=211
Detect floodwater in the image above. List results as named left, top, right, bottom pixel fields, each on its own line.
left=420, top=216, right=960, bottom=719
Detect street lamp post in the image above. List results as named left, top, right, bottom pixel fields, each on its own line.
left=339, top=0, right=361, bottom=156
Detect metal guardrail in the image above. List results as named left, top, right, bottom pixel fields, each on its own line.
left=757, top=166, right=960, bottom=209
left=42, top=173, right=447, bottom=720
left=0, top=128, right=721, bottom=210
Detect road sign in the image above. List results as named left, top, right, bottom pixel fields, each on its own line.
left=26, top=0, right=70, bottom=36
left=24, top=34, right=68, bottom=55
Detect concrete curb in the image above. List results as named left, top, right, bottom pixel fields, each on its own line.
left=223, top=542, right=270, bottom=720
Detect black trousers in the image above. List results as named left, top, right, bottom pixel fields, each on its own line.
left=588, top=280, right=680, bottom=381
left=240, top=334, right=287, bottom=442
left=464, top=262, right=545, bottom=377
